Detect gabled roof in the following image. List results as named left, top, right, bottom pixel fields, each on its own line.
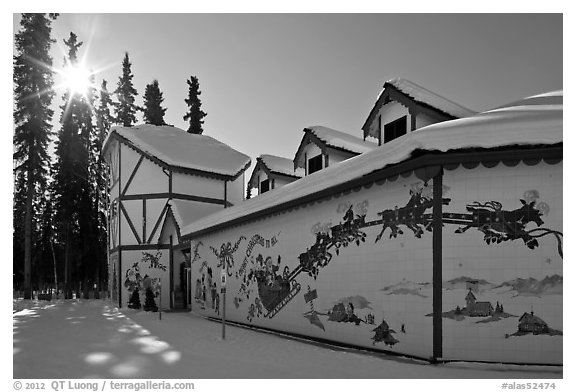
left=261, top=155, right=305, bottom=178
left=474, top=302, right=494, bottom=308
left=181, top=90, right=562, bottom=239
left=102, top=124, right=251, bottom=179
left=362, top=78, right=476, bottom=138
left=308, top=126, right=378, bottom=154
left=248, top=154, right=304, bottom=189
left=465, top=290, right=477, bottom=301
left=293, top=126, right=378, bottom=168
left=519, top=312, right=548, bottom=326
left=387, top=78, right=476, bottom=119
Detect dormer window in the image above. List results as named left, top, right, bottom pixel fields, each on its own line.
left=384, top=116, right=407, bottom=143
left=308, top=154, right=323, bottom=174
left=260, top=179, right=270, bottom=193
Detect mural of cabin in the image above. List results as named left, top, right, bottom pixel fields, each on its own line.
left=247, top=154, right=304, bottom=196
left=104, top=80, right=562, bottom=366
left=293, top=126, right=377, bottom=175
left=102, top=124, right=250, bottom=310
left=518, top=312, right=549, bottom=334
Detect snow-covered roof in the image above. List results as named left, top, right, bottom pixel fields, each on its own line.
left=103, top=124, right=251, bottom=178
left=386, top=78, right=476, bottom=119
left=182, top=90, right=562, bottom=238
left=260, top=154, right=304, bottom=177
left=305, top=126, right=378, bottom=154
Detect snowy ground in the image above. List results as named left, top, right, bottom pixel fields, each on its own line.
left=12, top=299, right=563, bottom=381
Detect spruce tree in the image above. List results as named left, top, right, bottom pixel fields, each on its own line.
left=13, top=13, right=58, bottom=298
left=142, top=79, right=167, bottom=125
left=51, top=32, right=94, bottom=298
left=93, top=80, right=114, bottom=286
left=183, top=76, right=207, bottom=134
left=114, top=52, right=139, bottom=127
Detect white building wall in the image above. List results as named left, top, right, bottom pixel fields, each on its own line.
left=227, top=173, right=245, bottom=205
left=441, top=161, right=562, bottom=364
left=172, top=172, right=224, bottom=200
left=185, top=160, right=563, bottom=364
left=301, top=143, right=323, bottom=174
left=327, top=149, right=355, bottom=166
left=415, top=112, right=438, bottom=130
left=125, top=158, right=169, bottom=195
left=119, top=144, right=143, bottom=189
left=189, top=172, right=434, bottom=359
left=367, top=101, right=411, bottom=141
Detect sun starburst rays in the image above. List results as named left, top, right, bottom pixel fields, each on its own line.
left=18, top=40, right=120, bottom=120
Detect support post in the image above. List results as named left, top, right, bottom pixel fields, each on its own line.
left=432, top=167, right=444, bottom=361
left=169, top=235, right=174, bottom=309
left=221, top=268, right=227, bottom=340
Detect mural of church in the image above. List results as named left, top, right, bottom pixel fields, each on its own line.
left=464, top=290, right=494, bottom=317
left=104, top=79, right=562, bottom=365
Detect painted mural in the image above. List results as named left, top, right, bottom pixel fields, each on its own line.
left=190, top=163, right=562, bottom=364
left=123, top=251, right=166, bottom=309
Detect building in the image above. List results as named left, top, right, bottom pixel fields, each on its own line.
left=104, top=83, right=562, bottom=365
left=362, top=78, right=475, bottom=145
left=102, top=124, right=250, bottom=309
left=293, top=126, right=377, bottom=175
left=247, top=154, right=303, bottom=196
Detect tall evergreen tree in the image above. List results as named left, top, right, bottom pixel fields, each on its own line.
left=114, top=52, right=139, bottom=127
left=183, top=76, right=207, bottom=134
left=51, top=32, right=95, bottom=298
left=142, top=79, right=167, bottom=125
left=13, top=13, right=58, bottom=298
left=92, top=79, right=115, bottom=287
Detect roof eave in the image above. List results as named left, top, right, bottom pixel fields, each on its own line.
left=106, top=130, right=251, bottom=181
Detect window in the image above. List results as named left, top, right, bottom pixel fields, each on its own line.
left=384, top=116, right=407, bottom=143
left=260, top=179, right=270, bottom=193
left=308, top=154, right=323, bottom=174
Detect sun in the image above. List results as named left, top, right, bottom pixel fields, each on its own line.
left=60, top=63, right=92, bottom=97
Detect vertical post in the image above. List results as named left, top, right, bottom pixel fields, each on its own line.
left=221, top=268, right=227, bottom=340
left=169, top=235, right=174, bottom=309
left=118, top=144, right=122, bottom=308
left=222, top=289, right=226, bottom=340
left=432, top=168, right=444, bottom=361
left=159, top=277, right=162, bottom=321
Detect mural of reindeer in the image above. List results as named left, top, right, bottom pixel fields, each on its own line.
left=451, top=199, right=562, bottom=257
left=375, top=190, right=451, bottom=242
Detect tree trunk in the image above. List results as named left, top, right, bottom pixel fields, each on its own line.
left=64, top=224, right=71, bottom=299
left=23, top=172, right=34, bottom=299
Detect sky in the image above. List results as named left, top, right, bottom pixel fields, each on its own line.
left=10, top=13, right=563, bottom=169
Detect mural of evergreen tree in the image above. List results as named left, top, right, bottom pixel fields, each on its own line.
left=13, top=13, right=58, bottom=298
left=143, top=79, right=167, bottom=125
left=143, top=288, right=158, bottom=312
left=183, top=75, right=207, bottom=134
left=128, top=288, right=141, bottom=309
left=114, top=52, right=139, bottom=127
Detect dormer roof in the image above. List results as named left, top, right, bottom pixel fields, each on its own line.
left=293, top=126, right=378, bottom=169
left=248, top=154, right=304, bottom=189
left=362, top=78, right=476, bottom=139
